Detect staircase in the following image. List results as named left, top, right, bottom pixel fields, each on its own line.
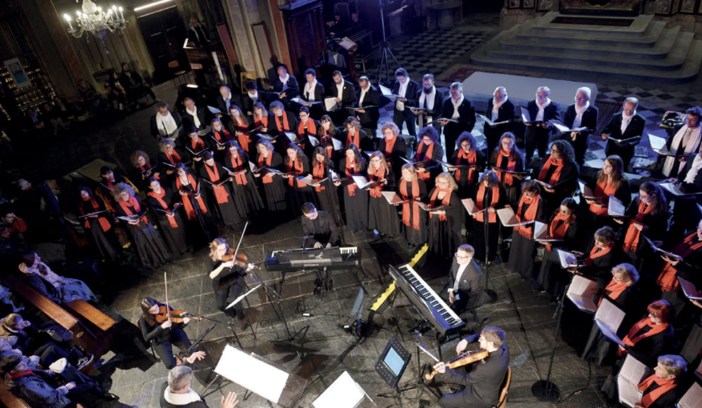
left=471, top=12, right=702, bottom=83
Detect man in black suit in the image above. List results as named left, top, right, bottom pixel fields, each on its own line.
left=187, top=17, right=210, bottom=48
left=525, top=86, right=560, bottom=163
left=440, top=82, right=476, bottom=160
left=411, top=73, right=444, bottom=133
left=601, top=97, right=646, bottom=171
left=300, top=68, right=325, bottom=120
left=150, top=102, right=183, bottom=141
left=272, top=65, right=299, bottom=111
left=484, top=86, right=515, bottom=156
left=440, top=244, right=490, bottom=314
left=658, top=106, right=701, bottom=178
left=120, top=62, right=157, bottom=106
left=356, top=76, right=380, bottom=140
left=216, top=85, right=242, bottom=124
left=328, top=70, right=356, bottom=125
left=434, top=327, right=510, bottom=408
left=181, top=97, right=211, bottom=136
left=392, top=68, right=420, bottom=137
left=562, top=87, right=599, bottom=166
left=302, top=202, right=340, bottom=293
left=241, top=81, right=262, bottom=120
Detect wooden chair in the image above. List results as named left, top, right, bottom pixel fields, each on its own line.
left=492, top=366, right=512, bottom=408
left=168, top=61, right=188, bottom=87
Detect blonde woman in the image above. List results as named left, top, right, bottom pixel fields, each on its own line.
left=367, top=151, right=400, bottom=238
left=427, top=172, right=462, bottom=259
left=378, top=122, right=408, bottom=177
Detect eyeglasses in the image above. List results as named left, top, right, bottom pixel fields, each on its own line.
left=460, top=143, right=471, bottom=148
left=454, top=253, right=471, bottom=259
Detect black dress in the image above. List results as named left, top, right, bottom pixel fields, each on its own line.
left=145, top=187, right=188, bottom=257
left=414, top=141, right=444, bottom=192
left=507, top=196, right=546, bottom=279
left=580, top=288, right=633, bottom=366
left=114, top=196, right=172, bottom=269
left=397, top=178, right=427, bottom=245
left=138, top=306, right=191, bottom=369
left=172, top=172, right=218, bottom=242
left=78, top=196, right=122, bottom=263
left=285, top=155, right=315, bottom=217
left=620, top=198, right=668, bottom=272
left=209, top=258, right=248, bottom=319
left=338, top=157, right=369, bottom=232
left=224, top=151, right=264, bottom=215
left=379, top=136, right=408, bottom=180
left=427, top=188, right=462, bottom=259
left=472, top=184, right=507, bottom=263
left=198, top=161, right=241, bottom=226
left=368, top=167, right=401, bottom=236
left=584, top=175, right=631, bottom=250
left=255, top=151, right=288, bottom=212
left=311, top=162, right=335, bottom=213
left=532, top=155, right=579, bottom=215
left=450, top=149, right=486, bottom=199
left=536, top=212, right=580, bottom=297
left=489, top=150, right=524, bottom=209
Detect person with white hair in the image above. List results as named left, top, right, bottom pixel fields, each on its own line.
left=601, top=97, right=646, bottom=171
left=216, top=85, right=242, bottom=122
left=161, top=365, right=239, bottom=408
left=439, top=82, right=475, bottom=160
left=562, top=87, right=599, bottom=165
left=483, top=86, right=515, bottom=155
left=524, top=86, right=560, bottom=162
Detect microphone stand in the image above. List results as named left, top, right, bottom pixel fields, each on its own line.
left=325, top=164, right=346, bottom=245
left=477, top=207, right=497, bottom=301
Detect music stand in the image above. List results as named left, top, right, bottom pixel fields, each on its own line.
left=375, top=335, right=419, bottom=407
left=313, top=371, right=375, bottom=408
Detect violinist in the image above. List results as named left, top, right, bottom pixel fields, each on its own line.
left=433, top=327, right=509, bottom=408
left=138, top=297, right=205, bottom=369
left=208, top=238, right=254, bottom=328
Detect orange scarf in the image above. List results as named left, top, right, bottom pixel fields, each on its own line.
left=638, top=375, right=677, bottom=408
left=258, top=153, right=274, bottom=184
left=368, top=165, right=385, bottom=198
left=191, top=137, right=206, bottom=153
left=313, top=163, right=326, bottom=192
left=165, top=150, right=182, bottom=166
left=400, top=178, right=420, bottom=230
left=81, top=197, right=111, bottom=232
left=495, top=151, right=516, bottom=185
left=429, top=188, right=452, bottom=221
left=590, top=177, right=617, bottom=216
left=275, top=113, right=290, bottom=132
left=286, top=157, right=305, bottom=188
left=321, top=133, right=334, bottom=159
left=584, top=243, right=613, bottom=266
left=298, top=119, right=317, bottom=138
left=538, top=156, right=564, bottom=186
left=622, top=202, right=653, bottom=252
left=147, top=189, right=178, bottom=228
left=618, top=317, right=669, bottom=356
left=204, top=164, right=230, bottom=204
left=139, top=163, right=159, bottom=181
left=228, top=154, right=247, bottom=185
left=383, top=136, right=397, bottom=167
left=598, top=279, right=628, bottom=306
left=476, top=184, right=499, bottom=223
left=213, top=129, right=232, bottom=143
left=119, top=196, right=146, bottom=224
left=345, top=159, right=358, bottom=196
left=515, top=195, right=540, bottom=238
left=455, top=149, right=477, bottom=184
left=237, top=134, right=251, bottom=153
left=657, top=233, right=702, bottom=292
left=545, top=212, right=571, bottom=251
left=175, top=174, right=208, bottom=220
left=346, top=128, right=360, bottom=147
left=415, top=142, right=435, bottom=182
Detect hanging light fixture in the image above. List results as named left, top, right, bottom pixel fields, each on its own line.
left=64, top=0, right=127, bottom=54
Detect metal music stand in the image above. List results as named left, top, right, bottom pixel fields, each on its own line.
left=376, top=0, right=400, bottom=86
left=375, top=335, right=416, bottom=408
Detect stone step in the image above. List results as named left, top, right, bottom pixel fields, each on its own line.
left=516, top=19, right=666, bottom=48
left=471, top=37, right=702, bottom=83
left=485, top=30, right=694, bottom=70
left=501, top=26, right=683, bottom=60
left=530, top=11, right=655, bottom=38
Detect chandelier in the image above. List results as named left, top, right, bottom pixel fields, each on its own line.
left=63, top=0, right=127, bottom=53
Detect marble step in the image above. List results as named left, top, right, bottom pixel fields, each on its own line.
left=516, top=19, right=666, bottom=48
left=501, top=26, right=683, bottom=60
left=485, top=30, right=694, bottom=70
left=530, top=11, right=655, bottom=37
left=471, top=37, right=702, bottom=83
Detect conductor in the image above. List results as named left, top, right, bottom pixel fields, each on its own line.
left=301, top=202, right=340, bottom=293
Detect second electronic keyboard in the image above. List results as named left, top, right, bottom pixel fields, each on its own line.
left=265, top=247, right=361, bottom=272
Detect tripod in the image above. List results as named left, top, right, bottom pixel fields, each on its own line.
left=376, top=0, right=400, bottom=86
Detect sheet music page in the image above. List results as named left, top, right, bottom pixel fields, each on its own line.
left=608, top=195, right=626, bottom=217
left=661, top=182, right=685, bottom=196
left=619, top=355, right=651, bottom=384
left=579, top=180, right=595, bottom=198
left=352, top=175, right=370, bottom=189
left=215, top=345, right=288, bottom=403
left=521, top=106, right=531, bottom=123
left=331, top=138, right=343, bottom=150
left=567, top=275, right=597, bottom=297
left=313, top=371, right=366, bottom=408
left=595, top=298, right=626, bottom=333
left=678, top=382, right=702, bottom=408
left=648, top=133, right=667, bottom=152
left=556, top=249, right=577, bottom=269
left=567, top=294, right=597, bottom=313
left=308, top=135, right=320, bottom=147
left=381, top=191, right=403, bottom=205
left=533, top=221, right=548, bottom=240
left=617, top=376, right=643, bottom=408
left=325, top=97, right=338, bottom=111
left=678, top=277, right=702, bottom=300
left=496, top=207, right=529, bottom=227
left=462, top=198, right=478, bottom=215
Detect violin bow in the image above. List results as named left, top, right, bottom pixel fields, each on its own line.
left=164, top=272, right=171, bottom=322
left=414, top=339, right=440, bottom=362
left=231, top=220, right=249, bottom=265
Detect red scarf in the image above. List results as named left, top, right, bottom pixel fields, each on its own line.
left=80, top=197, right=111, bottom=232
left=383, top=136, right=397, bottom=167
left=584, top=243, right=613, bottom=266
left=590, top=177, right=617, bottom=216
left=286, top=157, right=305, bottom=188
left=119, top=196, right=146, bottom=224
left=475, top=184, right=499, bottom=223
left=638, top=375, right=677, bottom=408
left=657, top=233, right=702, bottom=292
left=139, top=163, right=160, bottom=181
left=618, top=317, right=669, bottom=356
left=598, top=279, right=628, bottom=306
left=346, top=128, right=360, bottom=148
left=313, top=163, right=326, bottom=192
left=258, top=153, right=274, bottom=184
left=228, top=154, right=247, bottom=185
left=400, top=178, right=420, bottom=230
left=538, top=156, right=564, bottom=186
left=368, top=165, right=386, bottom=198
left=545, top=212, right=570, bottom=251
left=175, top=174, right=208, bottom=220
left=455, top=149, right=477, bottom=185
left=321, top=133, right=334, bottom=159
left=237, top=134, right=251, bottom=153
left=234, top=116, right=245, bottom=128
left=515, top=195, right=540, bottom=238
left=7, top=369, right=34, bottom=379
left=191, top=137, right=206, bottom=153
left=104, top=177, right=115, bottom=190
left=255, top=116, right=268, bottom=129
left=415, top=142, right=435, bottom=181
left=622, top=201, right=653, bottom=252
left=204, top=164, right=230, bottom=204
left=275, top=113, right=290, bottom=132
left=147, top=189, right=178, bottom=228
left=165, top=150, right=182, bottom=166
left=495, top=151, right=516, bottom=185
left=298, top=119, right=317, bottom=138
left=429, top=188, right=452, bottom=221
left=213, top=129, right=232, bottom=143
left=345, top=159, right=358, bottom=196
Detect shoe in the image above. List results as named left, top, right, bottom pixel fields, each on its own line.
left=76, top=354, right=94, bottom=370
left=239, top=318, right=248, bottom=330
left=118, top=103, right=123, bottom=111
left=101, top=392, right=119, bottom=401
left=327, top=279, right=333, bottom=290
left=313, top=285, right=322, bottom=297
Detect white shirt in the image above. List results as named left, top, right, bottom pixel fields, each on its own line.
left=222, top=94, right=231, bottom=112
left=492, top=96, right=507, bottom=122
left=535, top=98, right=551, bottom=122
left=279, top=74, right=290, bottom=91
left=156, top=111, right=178, bottom=136
left=684, top=154, right=702, bottom=184
left=572, top=102, right=589, bottom=129
left=359, top=86, right=370, bottom=105
left=304, top=80, right=318, bottom=101
left=620, top=111, right=635, bottom=134
left=397, top=80, right=409, bottom=111
left=418, top=86, right=436, bottom=122
left=663, top=124, right=702, bottom=177
left=450, top=263, right=469, bottom=292
left=248, top=91, right=259, bottom=103
left=336, top=82, right=344, bottom=98
left=164, top=388, right=201, bottom=405
left=185, top=107, right=201, bottom=128
left=451, top=94, right=464, bottom=120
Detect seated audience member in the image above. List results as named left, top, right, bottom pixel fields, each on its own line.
left=18, top=251, right=97, bottom=303
left=51, top=96, right=78, bottom=126
left=0, top=210, right=27, bottom=238
left=40, top=103, right=69, bottom=136
left=187, top=16, right=210, bottom=48
left=120, top=62, right=157, bottom=106
left=76, top=79, right=105, bottom=113
left=107, top=70, right=129, bottom=111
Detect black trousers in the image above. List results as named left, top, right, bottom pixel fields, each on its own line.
left=153, top=328, right=192, bottom=369
left=393, top=109, right=416, bottom=136
left=439, top=386, right=491, bottom=408
left=215, top=277, right=246, bottom=319
left=439, top=288, right=470, bottom=315
left=525, top=125, right=550, bottom=162
left=35, top=342, right=81, bottom=367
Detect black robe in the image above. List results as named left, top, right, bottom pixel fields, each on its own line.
left=145, top=187, right=188, bottom=257
left=532, top=155, right=579, bottom=215
left=580, top=288, right=634, bottom=366
left=507, top=196, right=546, bottom=279
left=208, top=258, right=248, bottom=319
left=285, top=156, right=314, bottom=216
left=198, top=161, right=241, bottom=226
left=562, top=104, right=598, bottom=165
left=483, top=98, right=515, bottom=155
left=450, top=149, right=486, bottom=199
left=620, top=198, right=669, bottom=271
left=338, top=157, right=369, bottom=232
left=224, top=152, right=264, bottom=215
left=397, top=178, right=428, bottom=245
left=427, top=188, right=462, bottom=259
left=472, top=185, right=507, bottom=263
left=378, top=136, right=408, bottom=179
left=114, top=196, right=172, bottom=269
left=368, top=168, right=401, bottom=236
left=441, top=97, right=476, bottom=160
left=489, top=150, right=525, bottom=209
left=536, top=212, right=580, bottom=297
left=414, top=141, right=444, bottom=192
left=340, top=128, right=372, bottom=151
left=78, top=196, right=122, bottom=263
left=310, top=162, right=336, bottom=214
left=602, top=112, right=646, bottom=170
left=255, top=152, right=288, bottom=212
left=584, top=175, right=632, bottom=250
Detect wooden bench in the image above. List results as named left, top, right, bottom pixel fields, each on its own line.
left=0, top=376, right=85, bottom=408
left=3, top=275, right=116, bottom=367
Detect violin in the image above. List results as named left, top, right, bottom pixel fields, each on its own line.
left=153, top=305, right=188, bottom=324
left=425, top=349, right=490, bottom=380
left=222, top=247, right=261, bottom=270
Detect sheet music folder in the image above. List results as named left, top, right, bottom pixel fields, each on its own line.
left=313, top=371, right=371, bottom=408
left=214, top=345, right=307, bottom=408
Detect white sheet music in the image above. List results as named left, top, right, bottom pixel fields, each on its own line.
left=556, top=249, right=577, bottom=269
left=617, top=376, right=643, bottom=408
left=214, top=345, right=288, bottom=403
left=579, top=180, right=595, bottom=198
left=461, top=198, right=480, bottom=215
left=313, top=371, right=367, bottom=408
left=332, top=137, right=343, bottom=150
left=381, top=191, right=404, bottom=205
left=595, top=298, right=626, bottom=333
left=308, top=135, right=320, bottom=147
left=648, top=133, right=668, bottom=152
left=534, top=220, right=562, bottom=242
left=608, top=195, right=626, bottom=217
left=678, top=277, right=702, bottom=300
left=324, top=97, right=339, bottom=111
left=678, top=382, right=702, bottom=408
left=496, top=207, right=533, bottom=227
left=619, top=354, right=651, bottom=385
left=566, top=275, right=597, bottom=313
